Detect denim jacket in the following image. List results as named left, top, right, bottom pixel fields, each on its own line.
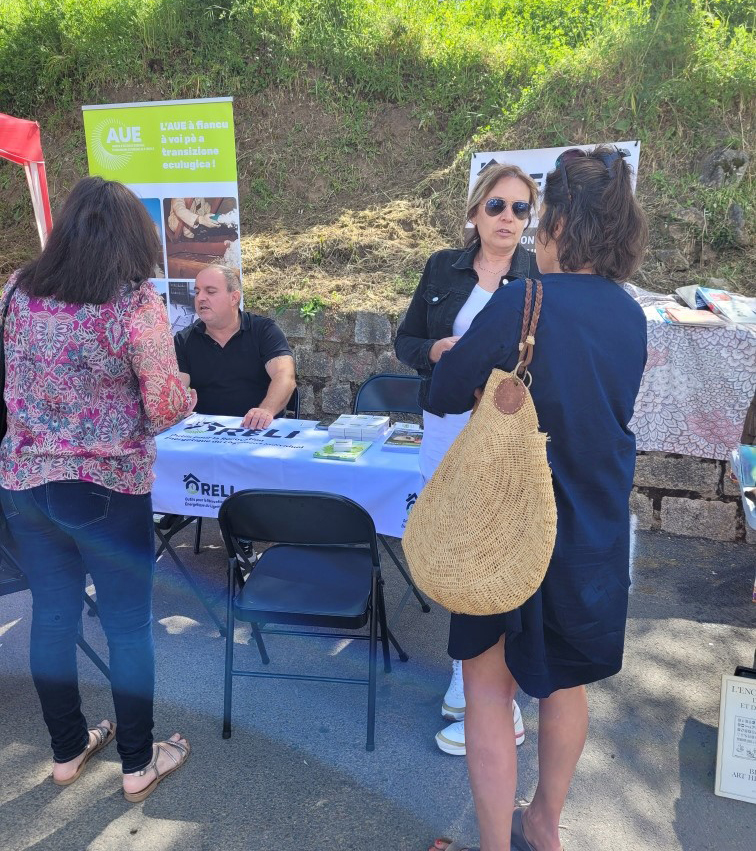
left=394, top=242, right=539, bottom=415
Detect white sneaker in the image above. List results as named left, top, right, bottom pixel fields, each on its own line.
left=435, top=701, right=525, bottom=755
left=441, top=659, right=465, bottom=720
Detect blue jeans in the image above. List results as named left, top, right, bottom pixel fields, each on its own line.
left=0, top=481, right=156, bottom=772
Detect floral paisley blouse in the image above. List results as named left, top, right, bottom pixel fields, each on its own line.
left=0, top=275, right=193, bottom=495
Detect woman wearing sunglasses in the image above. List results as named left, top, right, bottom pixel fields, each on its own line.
left=425, top=146, right=648, bottom=851
left=395, top=163, right=539, bottom=755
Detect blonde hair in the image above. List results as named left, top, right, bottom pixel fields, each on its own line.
left=464, top=163, right=539, bottom=248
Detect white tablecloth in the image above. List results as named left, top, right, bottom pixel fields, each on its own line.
left=153, top=417, right=424, bottom=538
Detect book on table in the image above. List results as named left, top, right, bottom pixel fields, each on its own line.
left=674, top=285, right=756, bottom=324
left=656, top=306, right=726, bottom=327
left=381, top=422, right=424, bottom=452
left=313, top=439, right=373, bottom=462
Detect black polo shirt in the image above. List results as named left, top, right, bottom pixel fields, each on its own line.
left=174, top=312, right=293, bottom=416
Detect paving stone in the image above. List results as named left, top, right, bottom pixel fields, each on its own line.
left=297, top=384, right=315, bottom=419
left=660, top=497, right=738, bottom=542
left=333, top=350, right=377, bottom=383
left=321, top=383, right=353, bottom=414
left=630, top=490, right=655, bottom=531
left=312, top=312, right=354, bottom=342
left=634, top=453, right=719, bottom=497
left=272, top=308, right=310, bottom=340
left=294, top=346, right=333, bottom=378
left=377, top=350, right=414, bottom=375
left=355, top=312, right=392, bottom=345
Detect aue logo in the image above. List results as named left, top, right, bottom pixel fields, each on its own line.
left=90, top=118, right=146, bottom=171
left=183, top=473, right=235, bottom=499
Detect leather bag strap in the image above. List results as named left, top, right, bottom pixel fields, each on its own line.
left=515, top=278, right=543, bottom=377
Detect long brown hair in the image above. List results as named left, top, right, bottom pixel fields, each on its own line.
left=16, top=176, right=161, bottom=304
left=464, top=163, right=539, bottom=248
left=538, top=146, right=648, bottom=281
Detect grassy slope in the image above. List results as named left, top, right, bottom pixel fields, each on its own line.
left=0, top=0, right=753, bottom=315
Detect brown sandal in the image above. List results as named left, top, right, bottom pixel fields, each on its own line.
left=123, top=738, right=190, bottom=803
left=53, top=722, right=116, bottom=787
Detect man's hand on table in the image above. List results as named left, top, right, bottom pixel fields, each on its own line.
left=242, top=407, right=275, bottom=429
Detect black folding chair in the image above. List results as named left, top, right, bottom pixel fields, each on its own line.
left=189, top=387, right=301, bottom=556
left=353, top=373, right=422, bottom=418
left=0, top=544, right=110, bottom=681
left=352, top=373, right=430, bottom=623
left=218, top=489, right=408, bottom=751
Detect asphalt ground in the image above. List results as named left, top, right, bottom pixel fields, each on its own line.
left=0, top=525, right=754, bottom=851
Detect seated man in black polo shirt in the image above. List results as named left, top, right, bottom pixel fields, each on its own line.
left=175, top=264, right=296, bottom=428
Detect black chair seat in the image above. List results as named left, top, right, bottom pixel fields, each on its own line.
left=236, top=545, right=372, bottom=627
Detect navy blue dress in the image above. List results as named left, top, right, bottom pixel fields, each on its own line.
left=428, top=273, right=647, bottom=698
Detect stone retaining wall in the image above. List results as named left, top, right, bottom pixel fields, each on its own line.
left=270, top=307, right=753, bottom=544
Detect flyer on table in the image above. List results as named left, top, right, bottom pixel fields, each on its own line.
left=82, top=97, right=241, bottom=336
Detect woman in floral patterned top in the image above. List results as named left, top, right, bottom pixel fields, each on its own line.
left=0, top=177, right=195, bottom=802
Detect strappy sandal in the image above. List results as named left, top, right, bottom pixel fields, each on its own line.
left=511, top=807, right=564, bottom=851
left=123, top=738, right=190, bottom=803
left=53, top=721, right=116, bottom=787
left=428, top=840, right=479, bottom=851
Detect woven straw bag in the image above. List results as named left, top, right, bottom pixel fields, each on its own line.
left=403, top=278, right=557, bottom=615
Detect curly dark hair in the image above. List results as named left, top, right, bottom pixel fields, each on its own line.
left=538, top=145, right=648, bottom=282
left=16, top=176, right=161, bottom=304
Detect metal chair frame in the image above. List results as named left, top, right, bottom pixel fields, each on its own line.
left=218, top=489, right=408, bottom=751
left=0, top=546, right=110, bottom=680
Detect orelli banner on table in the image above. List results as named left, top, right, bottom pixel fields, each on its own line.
left=82, top=97, right=240, bottom=335
left=468, top=141, right=641, bottom=249
left=152, top=416, right=423, bottom=537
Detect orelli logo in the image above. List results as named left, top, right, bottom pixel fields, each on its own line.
left=90, top=118, right=146, bottom=171
left=183, top=420, right=301, bottom=439
left=183, top=473, right=235, bottom=499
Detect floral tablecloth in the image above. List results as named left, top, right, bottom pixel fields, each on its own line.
left=625, top=285, right=756, bottom=461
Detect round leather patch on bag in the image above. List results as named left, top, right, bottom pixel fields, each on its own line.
left=494, top=375, right=527, bottom=414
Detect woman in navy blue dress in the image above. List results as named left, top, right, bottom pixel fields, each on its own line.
left=427, top=146, right=648, bottom=851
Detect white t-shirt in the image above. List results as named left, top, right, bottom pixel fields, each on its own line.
left=420, top=285, right=494, bottom=482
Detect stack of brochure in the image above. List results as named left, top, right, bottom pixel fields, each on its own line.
left=313, top=439, right=372, bottom=462
left=327, top=414, right=390, bottom=440
left=675, top=286, right=756, bottom=324
left=381, top=422, right=424, bottom=452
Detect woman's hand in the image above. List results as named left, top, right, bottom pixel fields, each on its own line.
left=429, top=336, right=460, bottom=364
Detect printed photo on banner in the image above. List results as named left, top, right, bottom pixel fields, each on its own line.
left=163, top=196, right=241, bottom=280
left=168, top=280, right=197, bottom=334
left=152, top=278, right=168, bottom=309
left=137, top=197, right=167, bottom=277
left=468, top=141, right=640, bottom=249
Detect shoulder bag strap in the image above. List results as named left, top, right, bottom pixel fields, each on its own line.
left=514, top=278, right=543, bottom=381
